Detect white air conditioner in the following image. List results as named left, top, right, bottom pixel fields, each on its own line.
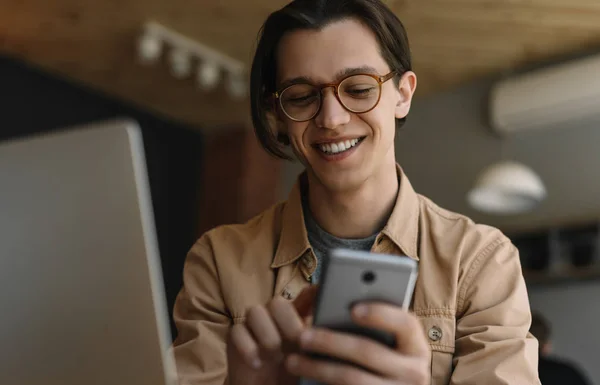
left=489, top=53, right=600, bottom=135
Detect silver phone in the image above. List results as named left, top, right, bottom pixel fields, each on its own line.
left=312, top=248, right=418, bottom=349
left=298, top=249, right=418, bottom=385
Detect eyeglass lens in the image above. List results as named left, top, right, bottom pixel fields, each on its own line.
left=279, top=74, right=381, bottom=121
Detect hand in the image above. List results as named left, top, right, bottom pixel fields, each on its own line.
left=284, top=303, right=430, bottom=385
left=227, top=286, right=318, bottom=385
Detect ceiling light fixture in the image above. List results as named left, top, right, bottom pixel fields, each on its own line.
left=197, top=60, right=221, bottom=90
left=468, top=161, right=547, bottom=215
left=168, top=48, right=192, bottom=79
left=226, top=71, right=248, bottom=100
left=467, top=77, right=550, bottom=216
left=137, top=33, right=163, bottom=64
left=137, top=21, right=247, bottom=99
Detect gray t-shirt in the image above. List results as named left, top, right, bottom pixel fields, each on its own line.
left=302, top=199, right=378, bottom=283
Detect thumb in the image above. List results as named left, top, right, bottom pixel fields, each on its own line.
left=292, top=285, right=319, bottom=318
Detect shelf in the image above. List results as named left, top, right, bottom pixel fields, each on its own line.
left=523, top=266, right=600, bottom=285
left=508, top=220, right=600, bottom=285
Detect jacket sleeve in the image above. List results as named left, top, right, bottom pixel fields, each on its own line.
left=171, top=235, right=231, bottom=385
left=451, top=237, right=541, bottom=385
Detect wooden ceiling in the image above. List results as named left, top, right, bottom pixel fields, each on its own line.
left=2, top=0, right=600, bottom=130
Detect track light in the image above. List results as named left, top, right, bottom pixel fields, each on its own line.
left=137, top=33, right=162, bottom=64
left=137, top=21, right=247, bottom=99
left=168, top=48, right=192, bottom=79
left=197, top=60, right=220, bottom=90
left=226, top=72, right=247, bottom=99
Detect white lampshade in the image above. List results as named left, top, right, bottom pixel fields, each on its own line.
left=467, top=161, right=546, bottom=215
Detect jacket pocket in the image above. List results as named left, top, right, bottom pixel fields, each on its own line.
left=417, top=312, right=455, bottom=385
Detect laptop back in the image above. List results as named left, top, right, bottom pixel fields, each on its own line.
left=0, top=119, right=177, bottom=385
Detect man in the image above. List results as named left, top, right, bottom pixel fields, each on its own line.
left=530, top=312, right=591, bottom=385
left=171, top=0, right=540, bottom=384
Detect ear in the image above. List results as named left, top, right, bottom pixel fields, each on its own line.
left=394, top=71, right=418, bottom=120
left=266, top=110, right=290, bottom=145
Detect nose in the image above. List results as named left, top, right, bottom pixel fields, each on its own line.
left=314, top=87, right=351, bottom=130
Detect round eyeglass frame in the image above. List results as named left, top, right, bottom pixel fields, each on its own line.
left=272, top=70, right=397, bottom=122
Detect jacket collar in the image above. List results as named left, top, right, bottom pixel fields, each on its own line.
left=271, top=164, right=421, bottom=268
left=381, top=164, right=421, bottom=261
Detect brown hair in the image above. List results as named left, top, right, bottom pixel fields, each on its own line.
left=250, top=0, right=412, bottom=160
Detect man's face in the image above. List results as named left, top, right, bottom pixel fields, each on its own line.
left=275, top=18, right=416, bottom=192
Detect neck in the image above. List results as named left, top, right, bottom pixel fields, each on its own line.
left=307, top=160, right=399, bottom=239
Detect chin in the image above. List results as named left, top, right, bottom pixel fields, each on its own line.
left=313, top=167, right=368, bottom=193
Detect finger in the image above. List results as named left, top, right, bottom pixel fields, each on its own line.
left=303, top=315, right=314, bottom=327
left=268, top=297, right=305, bottom=342
left=298, top=327, right=419, bottom=378
left=352, top=303, right=429, bottom=357
left=229, top=324, right=262, bottom=369
left=285, top=353, right=388, bottom=385
left=246, top=305, right=282, bottom=354
left=292, top=285, right=319, bottom=317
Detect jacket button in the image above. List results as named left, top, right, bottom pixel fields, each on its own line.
left=428, top=326, right=442, bottom=342
left=282, top=288, right=293, bottom=300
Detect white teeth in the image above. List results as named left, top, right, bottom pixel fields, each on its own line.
left=318, top=138, right=361, bottom=154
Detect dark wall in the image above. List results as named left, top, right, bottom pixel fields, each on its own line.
left=0, top=55, right=203, bottom=338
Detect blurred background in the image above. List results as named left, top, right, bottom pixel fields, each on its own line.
left=2, top=0, right=600, bottom=383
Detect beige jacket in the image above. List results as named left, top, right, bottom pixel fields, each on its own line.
left=172, top=166, right=540, bottom=385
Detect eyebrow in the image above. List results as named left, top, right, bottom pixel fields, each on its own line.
left=278, top=65, right=380, bottom=91
left=335, top=65, right=379, bottom=79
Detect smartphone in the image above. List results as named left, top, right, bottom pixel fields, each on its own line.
left=298, top=249, right=418, bottom=385
left=311, top=248, right=418, bottom=351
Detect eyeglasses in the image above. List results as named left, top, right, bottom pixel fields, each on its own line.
left=273, top=71, right=397, bottom=122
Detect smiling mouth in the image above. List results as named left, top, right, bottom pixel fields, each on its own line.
left=315, top=137, right=366, bottom=155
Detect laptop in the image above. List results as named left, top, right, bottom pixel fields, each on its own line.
left=0, top=119, right=178, bottom=385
